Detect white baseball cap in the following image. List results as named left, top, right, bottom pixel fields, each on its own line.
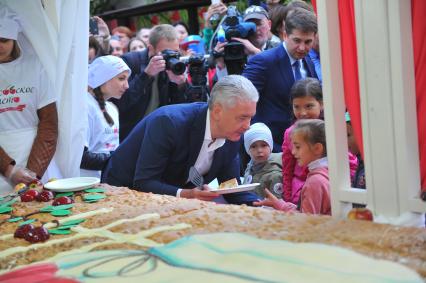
left=88, top=55, right=131, bottom=89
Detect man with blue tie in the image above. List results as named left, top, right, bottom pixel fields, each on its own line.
left=243, top=8, right=318, bottom=152
left=102, top=75, right=260, bottom=205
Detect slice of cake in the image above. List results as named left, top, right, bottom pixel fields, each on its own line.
left=218, top=178, right=238, bottom=189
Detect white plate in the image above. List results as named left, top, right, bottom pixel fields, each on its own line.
left=209, top=183, right=260, bottom=194
left=44, top=177, right=100, bottom=192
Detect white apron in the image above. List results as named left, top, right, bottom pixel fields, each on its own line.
left=0, top=127, right=36, bottom=195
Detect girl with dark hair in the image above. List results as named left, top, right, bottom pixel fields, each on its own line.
left=281, top=78, right=357, bottom=205
left=255, top=119, right=331, bottom=215
left=81, top=55, right=130, bottom=177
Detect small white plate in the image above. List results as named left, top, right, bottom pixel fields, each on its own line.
left=209, top=183, right=260, bottom=194
left=44, top=177, right=100, bottom=192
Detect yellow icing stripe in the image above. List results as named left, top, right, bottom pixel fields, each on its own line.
left=43, top=207, right=114, bottom=229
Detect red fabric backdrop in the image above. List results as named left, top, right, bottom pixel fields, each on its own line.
left=412, top=0, right=426, bottom=191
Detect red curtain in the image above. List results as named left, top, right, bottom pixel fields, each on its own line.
left=337, top=0, right=364, bottom=159
left=412, top=0, right=426, bottom=191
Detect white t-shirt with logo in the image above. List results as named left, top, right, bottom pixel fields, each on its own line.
left=0, top=51, right=55, bottom=133
left=80, top=93, right=119, bottom=178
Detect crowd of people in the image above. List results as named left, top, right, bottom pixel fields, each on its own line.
left=0, top=0, right=366, bottom=216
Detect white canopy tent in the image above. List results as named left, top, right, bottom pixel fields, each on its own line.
left=2, top=0, right=89, bottom=180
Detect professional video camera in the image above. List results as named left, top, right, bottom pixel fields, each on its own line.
left=183, top=54, right=210, bottom=102
left=161, top=49, right=186, bottom=75
left=216, top=6, right=256, bottom=75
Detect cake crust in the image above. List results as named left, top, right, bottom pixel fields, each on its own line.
left=0, top=185, right=425, bottom=279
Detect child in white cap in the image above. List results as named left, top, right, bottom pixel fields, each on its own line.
left=0, top=5, right=58, bottom=194
left=243, top=123, right=283, bottom=199
left=80, top=55, right=131, bottom=178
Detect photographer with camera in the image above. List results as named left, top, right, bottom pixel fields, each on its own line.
left=111, top=24, right=189, bottom=142
left=214, top=5, right=279, bottom=78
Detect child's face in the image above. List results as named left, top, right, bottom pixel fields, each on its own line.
left=346, top=123, right=360, bottom=155
left=249, top=140, right=271, bottom=164
left=291, top=132, right=323, bottom=166
left=292, top=96, right=323, bottom=120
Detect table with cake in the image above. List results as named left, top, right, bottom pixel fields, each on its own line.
left=0, top=179, right=425, bottom=283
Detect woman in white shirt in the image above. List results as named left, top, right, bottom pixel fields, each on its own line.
left=0, top=6, right=58, bottom=195
left=80, top=55, right=130, bottom=177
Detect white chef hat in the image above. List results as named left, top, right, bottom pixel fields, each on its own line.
left=0, top=6, right=21, bottom=40
left=88, top=55, right=131, bottom=89
left=244, top=123, right=273, bottom=154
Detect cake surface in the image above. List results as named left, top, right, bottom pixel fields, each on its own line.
left=0, top=185, right=425, bottom=282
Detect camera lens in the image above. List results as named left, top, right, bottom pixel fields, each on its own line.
left=168, top=58, right=186, bottom=75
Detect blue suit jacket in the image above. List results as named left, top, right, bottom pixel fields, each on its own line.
left=102, top=103, right=259, bottom=205
left=243, top=44, right=318, bottom=152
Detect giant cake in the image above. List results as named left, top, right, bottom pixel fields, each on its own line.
left=0, top=184, right=425, bottom=282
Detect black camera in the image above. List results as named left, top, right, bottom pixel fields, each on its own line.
left=223, top=6, right=256, bottom=41
left=161, top=49, right=186, bottom=75
left=215, top=6, right=256, bottom=74
left=182, top=55, right=209, bottom=102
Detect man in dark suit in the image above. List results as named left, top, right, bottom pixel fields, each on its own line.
left=243, top=8, right=318, bottom=152
left=112, top=24, right=189, bottom=142
left=102, top=75, right=259, bottom=205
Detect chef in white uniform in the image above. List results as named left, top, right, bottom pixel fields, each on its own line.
left=0, top=6, right=58, bottom=195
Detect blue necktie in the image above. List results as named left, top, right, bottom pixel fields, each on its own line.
left=293, top=60, right=302, bottom=81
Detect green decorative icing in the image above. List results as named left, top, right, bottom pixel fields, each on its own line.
left=55, top=192, right=74, bottom=198
left=0, top=198, right=17, bottom=208
left=84, top=188, right=105, bottom=193
left=83, top=194, right=106, bottom=201
left=51, top=210, right=72, bottom=217
left=0, top=206, right=12, bottom=214
left=40, top=204, right=74, bottom=212
left=48, top=229, right=72, bottom=235
left=83, top=199, right=100, bottom=203
left=7, top=217, right=23, bottom=222
left=19, top=218, right=36, bottom=226
left=61, top=219, right=85, bottom=226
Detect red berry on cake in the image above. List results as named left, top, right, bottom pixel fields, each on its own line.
left=36, top=190, right=54, bottom=202
left=14, top=224, right=35, bottom=239
left=24, top=226, right=50, bottom=243
left=52, top=196, right=73, bottom=206
left=20, top=190, right=40, bottom=202
left=347, top=208, right=374, bottom=221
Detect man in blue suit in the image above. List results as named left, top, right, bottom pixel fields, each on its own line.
left=102, top=75, right=260, bottom=205
left=243, top=8, right=318, bottom=152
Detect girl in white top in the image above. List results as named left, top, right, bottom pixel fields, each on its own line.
left=80, top=55, right=130, bottom=178
left=0, top=6, right=58, bottom=195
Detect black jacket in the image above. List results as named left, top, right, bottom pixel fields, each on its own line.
left=111, top=49, right=189, bottom=142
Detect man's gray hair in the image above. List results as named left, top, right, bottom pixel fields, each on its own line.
left=149, top=24, right=178, bottom=47
left=208, top=75, right=259, bottom=109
